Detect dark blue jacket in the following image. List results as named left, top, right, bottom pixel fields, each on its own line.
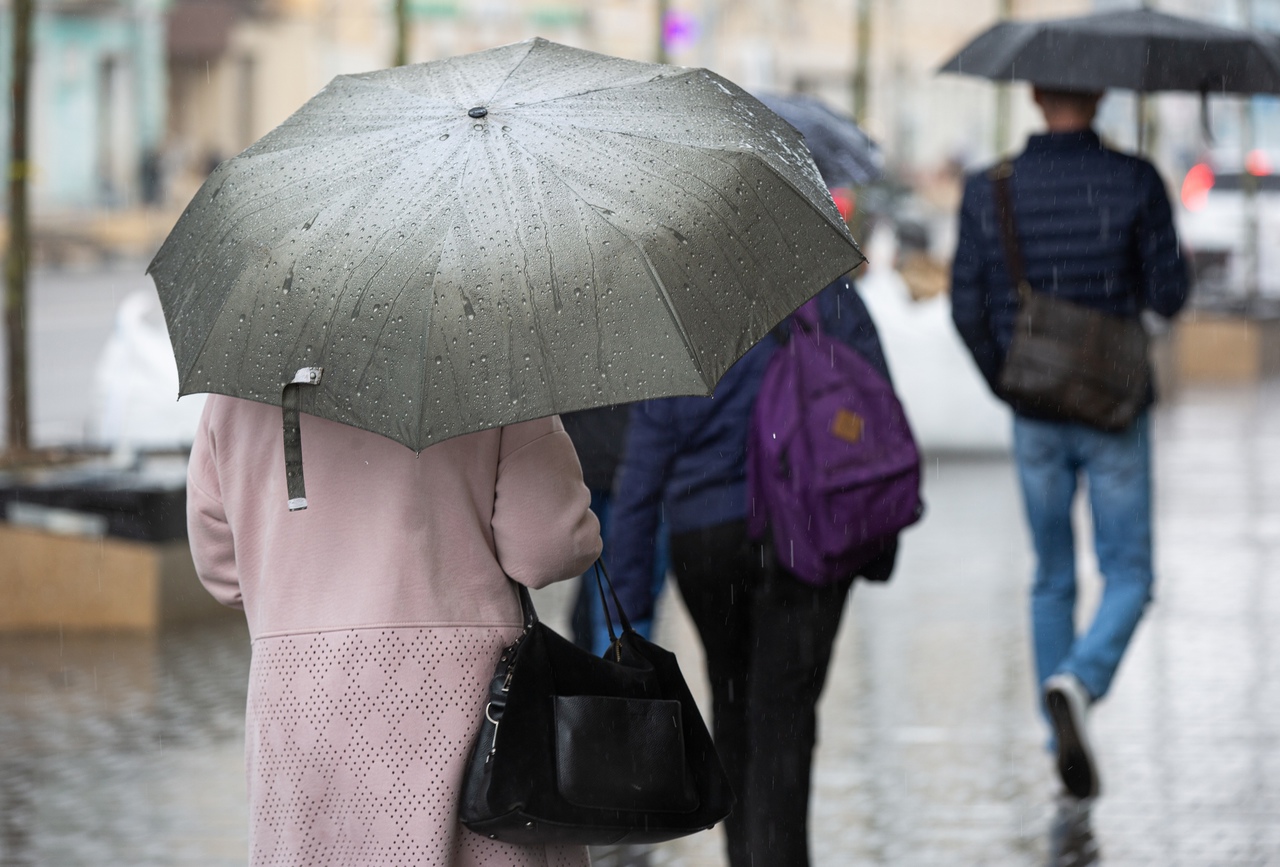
left=607, top=276, right=890, bottom=617
left=950, top=129, right=1189, bottom=396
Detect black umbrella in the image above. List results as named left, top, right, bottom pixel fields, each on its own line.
left=938, top=8, right=1280, bottom=94
left=753, top=92, right=884, bottom=188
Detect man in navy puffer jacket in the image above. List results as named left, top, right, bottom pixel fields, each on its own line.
left=608, top=274, right=893, bottom=867
left=951, top=87, right=1189, bottom=809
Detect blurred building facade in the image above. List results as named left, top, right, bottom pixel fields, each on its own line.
left=161, top=0, right=620, bottom=204
left=1, top=0, right=1275, bottom=220
left=0, top=0, right=167, bottom=211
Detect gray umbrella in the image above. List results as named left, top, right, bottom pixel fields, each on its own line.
left=753, top=92, right=884, bottom=188
left=938, top=8, right=1280, bottom=94
left=150, top=38, right=863, bottom=507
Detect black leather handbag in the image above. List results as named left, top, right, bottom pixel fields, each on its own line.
left=458, top=563, right=734, bottom=846
left=990, top=163, right=1150, bottom=432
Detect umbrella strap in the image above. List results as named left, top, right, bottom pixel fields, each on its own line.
left=282, top=367, right=323, bottom=511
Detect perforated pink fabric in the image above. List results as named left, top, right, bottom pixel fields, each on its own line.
left=246, top=626, right=588, bottom=867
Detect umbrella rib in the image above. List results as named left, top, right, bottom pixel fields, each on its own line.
left=493, top=147, right=568, bottom=401
left=504, top=67, right=702, bottom=110
left=171, top=235, right=266, bottom=390
left=484, top=38, right=541, bottom=106
left=563, top=129, right=839, bottom=276
left=580, top=211, right=607, bottom=379
left=199, top=156, right=391, bottom=254
left=631, top=242, right=705, bottom=383
left=505, top=138, right=706, bottom=382
left=517, top=116, right=804, bottom=248
left=323, top=130, right=477, bottom=368
left=178, top=310, right=224, bottom=393
left=352, top=252, right=426, bottom=404
left=236, top=118, right=435, bottom=165
left=174, top=170, right=395, bottom=388
left=630, top=143, right=797, bottom=280
left=320, top=211, right=460, bottom=425
left=342, top=244, right=398, bottom=389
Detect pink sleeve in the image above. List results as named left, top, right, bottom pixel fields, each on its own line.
left=186, top=403, right=244, bottom=610
left=491, top=415, right=602, bottom=589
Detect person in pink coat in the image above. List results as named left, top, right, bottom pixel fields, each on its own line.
left=187, top=394, right=602, bottom=866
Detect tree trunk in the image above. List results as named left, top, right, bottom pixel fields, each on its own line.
left=5, top=0, right=33, bottom=454
left=852, top=0, right=871, bottom=124
left=393, top=0, right=408, bottom=67
left=655, top=0, right=669, bottom=64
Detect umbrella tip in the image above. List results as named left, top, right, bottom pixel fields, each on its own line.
left=468, top=106, right=489, bottom=119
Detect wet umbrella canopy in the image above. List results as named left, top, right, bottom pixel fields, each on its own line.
left=150, top=39, right=862, bottom=505
left=938, top=8, right=1280, bottom=94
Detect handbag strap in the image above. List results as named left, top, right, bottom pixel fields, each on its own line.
left=514, top=583, right=538, bottom=632
left=508, top=560, right=632, bottom=648
left=592, top=559, right=634, bottom=645
left=989, top=161, right=1032, bottom=302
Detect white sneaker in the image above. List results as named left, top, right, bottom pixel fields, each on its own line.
left=1044, top=673, right=1100, bottom=800
left=1048, top=794, right=1100, bottom=866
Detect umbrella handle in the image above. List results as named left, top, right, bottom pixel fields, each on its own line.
left=1200, top=89, right=1214, bottom=145
left=283, top=367, right=324, bottom=511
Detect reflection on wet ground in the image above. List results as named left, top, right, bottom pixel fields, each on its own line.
left=1, top=383, right=1277, bottom=866
left=0, top=620, right=251, bottom=866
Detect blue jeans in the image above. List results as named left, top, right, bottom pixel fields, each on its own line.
left=1013, top=412, right=1154, bottom=703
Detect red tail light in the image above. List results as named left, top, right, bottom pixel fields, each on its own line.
left=1181, top=163, right=1214, bottom=211
left=830, top=187, right=856, bottom=222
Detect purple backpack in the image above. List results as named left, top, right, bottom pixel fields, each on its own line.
left=747, top=298, right=922, bottom=585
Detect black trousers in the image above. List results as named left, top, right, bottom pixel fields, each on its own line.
left=669, top=520, right=853, bottom=867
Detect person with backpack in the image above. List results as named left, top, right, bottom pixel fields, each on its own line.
left=607, top=274, right=917, bottom=867
left=950, top=87, right=1189, bottom=813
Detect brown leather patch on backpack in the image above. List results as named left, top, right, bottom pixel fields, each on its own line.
left=831, top=408, right=864, bottom=443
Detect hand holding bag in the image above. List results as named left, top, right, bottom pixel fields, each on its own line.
left=990, top=162, right=1150, bottom=432
left=459, top=562, right=734, bottom=845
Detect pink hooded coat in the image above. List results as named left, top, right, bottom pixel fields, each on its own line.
left=187, top=395, right=601, bottom=866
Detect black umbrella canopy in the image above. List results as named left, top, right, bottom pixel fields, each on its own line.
left=753, top=92, right=885, bottom=188
left=939, top=8, right=1280, bottom=94
left=150, top=38, right=863, bottom=455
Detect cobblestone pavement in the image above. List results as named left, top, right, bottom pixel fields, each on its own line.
left=2, top=359, right=1277, bottom=861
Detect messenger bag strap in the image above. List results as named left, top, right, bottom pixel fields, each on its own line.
left=989, top=161, right=1032, bottom=301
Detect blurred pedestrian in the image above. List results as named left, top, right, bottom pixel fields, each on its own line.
left=187, top=396, right=601, bottom=866
left=950, top=87, right=1190, bottom=804
left=609, top=275, right=897, bottom=867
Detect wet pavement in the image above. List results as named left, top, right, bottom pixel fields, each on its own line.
left=2, top=367, right=1278, bottom=863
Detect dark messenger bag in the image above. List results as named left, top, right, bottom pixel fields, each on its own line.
left=990, top=162, right=1149, bottom=432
